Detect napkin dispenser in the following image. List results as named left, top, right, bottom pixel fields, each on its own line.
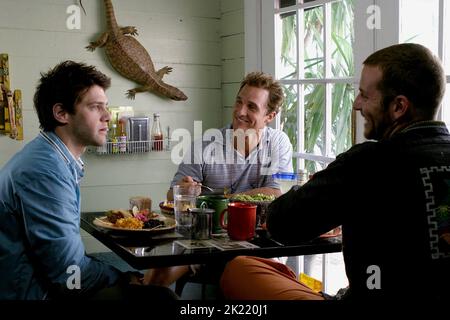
left=128, top=117, right=149, bottom=152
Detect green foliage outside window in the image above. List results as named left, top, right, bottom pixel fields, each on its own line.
left=279, top=0, right=355, bottom=173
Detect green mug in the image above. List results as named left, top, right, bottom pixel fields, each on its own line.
left=196, top=195, right=229, bottom=233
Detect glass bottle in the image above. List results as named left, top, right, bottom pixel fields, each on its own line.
left=151, top=113, right=163, bottom=151
left=118, top=121, right=127, bottom=153
left=109, top=123, right=118, bottom=153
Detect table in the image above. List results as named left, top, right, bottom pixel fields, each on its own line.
left=81, top=211, right=342, bottom=270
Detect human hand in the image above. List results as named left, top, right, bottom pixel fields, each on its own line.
left=124, top=271, right=145, bottom=285
left=177, top=176, right=198, bottom=187
left=176, top=176, right=202, bottom=196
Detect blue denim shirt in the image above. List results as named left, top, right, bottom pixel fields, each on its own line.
left=0, top=131, right=121, bottom=299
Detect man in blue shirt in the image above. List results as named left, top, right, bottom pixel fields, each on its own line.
left=0, top=61, right=177, bottom=300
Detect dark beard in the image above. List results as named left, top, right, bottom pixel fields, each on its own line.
left=366, top=98, right=396, bottom=140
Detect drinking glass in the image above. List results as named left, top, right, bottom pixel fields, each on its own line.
left=173, top=185, right=198, bottom=233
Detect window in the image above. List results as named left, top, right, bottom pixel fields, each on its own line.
left=256, top=0, right=355, bottom=295
left=250, top=0, right=450, bottom=173
left=247, top=0, right=450, bottom=294
left=399, top=0, right=450, bottom=128
left=270, top=0, right=356, bottom=174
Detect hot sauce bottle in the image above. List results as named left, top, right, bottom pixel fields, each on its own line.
left=151, top=113, right=163, bottom=151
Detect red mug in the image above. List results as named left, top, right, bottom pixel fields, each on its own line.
left=219, top=202, right=257, bottom=241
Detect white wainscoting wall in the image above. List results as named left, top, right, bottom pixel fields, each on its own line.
left=0, top=0, right=244, bottom=252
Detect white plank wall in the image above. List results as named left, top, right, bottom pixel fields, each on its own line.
left=0, top=0, right=244, bottom=252
left=220, top=0, right=244, bottom=126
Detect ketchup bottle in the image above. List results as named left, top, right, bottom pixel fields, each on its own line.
left=151, top=113, right=163, bottom=151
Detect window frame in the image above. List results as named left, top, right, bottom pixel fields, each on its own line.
left=249, top=0, right=367, bottom=169
left=244, top=0, right=449, bottom=295
left=245, top=0, right=449, bottom=163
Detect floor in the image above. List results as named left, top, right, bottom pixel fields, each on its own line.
left=300, top=253, right=349, bottom=295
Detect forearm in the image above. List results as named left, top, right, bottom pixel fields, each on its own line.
left=19, top=172, right=122, bottom=295
left=48, top=258, right=124, bottom=298
left=267, top=168, right=347, bottom=244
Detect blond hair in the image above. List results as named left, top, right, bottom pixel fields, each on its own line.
left=238, top=72, right=284, bottom=114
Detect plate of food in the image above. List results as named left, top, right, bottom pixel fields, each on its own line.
left=159, top=201, right=174, bottom=215
left=93, top=209, right=176, bottom=233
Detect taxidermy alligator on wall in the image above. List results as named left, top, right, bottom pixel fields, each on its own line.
left=85, top=0, right=188, bottom=101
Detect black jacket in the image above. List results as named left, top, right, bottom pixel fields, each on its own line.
left=267, top=121, right=450, bottom=300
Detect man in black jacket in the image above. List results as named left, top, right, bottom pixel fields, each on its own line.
left=220, top=43, right=450, bottom=301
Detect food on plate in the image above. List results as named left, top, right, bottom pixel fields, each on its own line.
left=114, top=217, right=144, bottom=229
left=143, top=219, right=165, bottom=229
left=95, top=214, right=174, bottom=231
left=159, top=201, right=175, bottom=215
left=106, top=209, right=133, bottom=223
left=232, top=193, right=276, bottom=202
left=106, top=208, right=158, bottom=224
left=161, top=200, right=174, bottom=209
left=113, top=217, right=167, bottom=230
left=129, top=196, right=152, bottom=213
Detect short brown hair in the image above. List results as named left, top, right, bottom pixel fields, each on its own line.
left=33, top=61, right=111, bottom=131
left=363, top=43, right=445, bottom=119
left=238, top=71, right=284, bottom=114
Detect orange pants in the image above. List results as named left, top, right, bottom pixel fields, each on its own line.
left=220, top=256, right=325, bottom=300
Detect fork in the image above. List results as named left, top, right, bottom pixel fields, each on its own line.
left=146, top=224, right=165, bottom=231
left=196, top=182, right=229, bottom=195
left=198, top=184, right=215, bottom=192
